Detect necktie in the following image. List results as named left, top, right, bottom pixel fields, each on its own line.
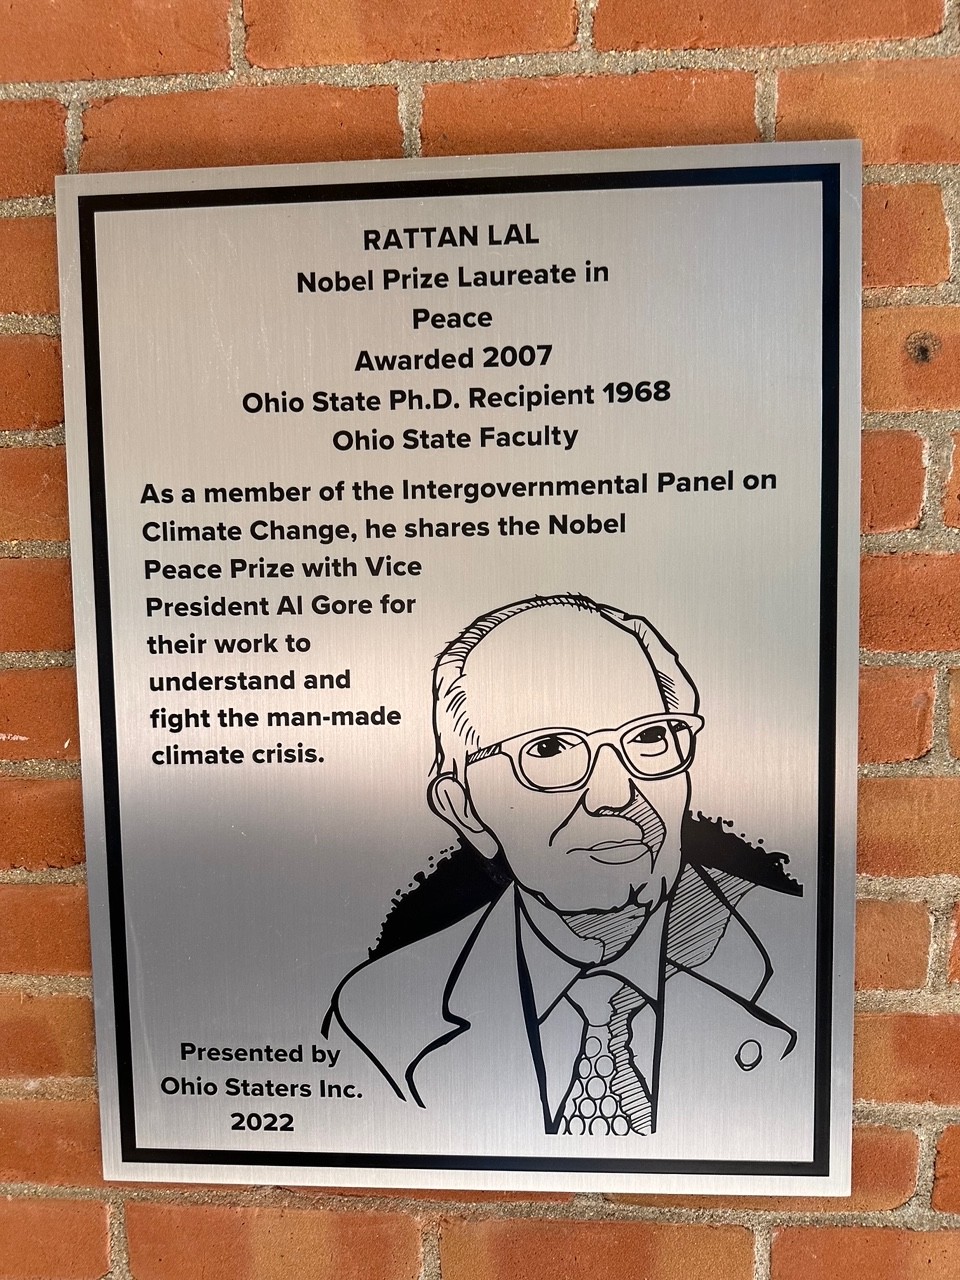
left=560, top=972, right=653, bottom=1136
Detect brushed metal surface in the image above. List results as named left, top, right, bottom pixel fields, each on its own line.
left=57, top=141, right=859, bottom=1193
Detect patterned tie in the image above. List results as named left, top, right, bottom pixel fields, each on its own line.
left=560, top=972, right=653, bottom=1136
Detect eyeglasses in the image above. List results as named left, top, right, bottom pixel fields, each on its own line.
left=465, top=713, right=704, bottom=793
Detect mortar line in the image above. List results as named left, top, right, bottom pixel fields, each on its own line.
left=397, top=75, right=425, bottom=158
left=920, top=424, right=944, bottom=534
left=0, top=867, right=86, bottom=885
left=925, top=901, right=942, bottom=995
left=0, top=973, right=92, bottom=995
left=863, top=413, right=960, bottom=433
left=855, top=1098, right=960, bottom=1124
left=0, top=197, right=55, bottom=218
left=63, top=100, right=83, bottom=175
left=930, top=666, right=955, bottom=764
left=859, top=652, right=960, bottom=674
left=108, top=1198, right=134, bottom=1280
left=754, top=1224, right=772, bottom=1280
left=858, top=757, right=960, bottom=777
left=576, top=0, right=598, bottom=53
left=228, top=0, right=252, bottom=77
left=864, top=164, right=960, bottom=183
left=914, top=1122, right=943, bottom=1210
left=855, top=988, right=960, bottom=1012
left=755, top=68, right=777, bottom=142
left=940, top=173, right=960, bottom=286
left=0, top=539, right=71, bottom=557
left=857, top=874, right=960, bottom=905
left=419, top=1218, right=442, bottom=1280
left=2, top=34, right=960, bottom=106
left=0, top=427, right=65, bottom=448
left=935, top=408, right=958, bottom=521
left=0, top=314, right=60, bottom=335
left=0, top=651, right=76, bottom=670
left=0, top=1077, right=97, bottom=1100
left=860, top=528, right=960, bottom=554
left=862, top=170, right=960, bottom=188
left=0, top=761, right=82, bottom=780
left=927, top=897, right=957, bottom=991
left=862, top=281, right=960, bottom=305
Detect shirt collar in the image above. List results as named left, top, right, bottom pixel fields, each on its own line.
left=517, top=887, right=668, bottom=1021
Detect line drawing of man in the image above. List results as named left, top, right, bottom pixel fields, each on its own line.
left=327, top=593, right=804, bottom=1143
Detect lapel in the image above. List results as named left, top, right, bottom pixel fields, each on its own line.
left=665, top=862, right=775, bottom=1002
left=407, top=886, right=553, bottom=1125
left=330, top=904, right=488, bottom=1103
left=654, top=959, right=801, bottom=1150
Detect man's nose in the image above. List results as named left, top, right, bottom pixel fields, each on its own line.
left=581, top=743, right=636, bottom=814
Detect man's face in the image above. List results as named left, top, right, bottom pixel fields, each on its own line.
left=460, top=607, right=691, bottom=915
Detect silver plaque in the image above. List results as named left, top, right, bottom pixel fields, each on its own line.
left=57, top=142, right=860, bottom=1194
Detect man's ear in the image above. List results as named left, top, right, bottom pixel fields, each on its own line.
left=428, top=773, right=501, bottom=861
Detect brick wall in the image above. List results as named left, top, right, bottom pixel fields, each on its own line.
left=1, top=1, right=959, bottom=1277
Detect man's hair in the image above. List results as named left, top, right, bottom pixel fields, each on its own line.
left=431, top=593, right=699, bottom=780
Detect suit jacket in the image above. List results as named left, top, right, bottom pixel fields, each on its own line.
left=329, top=861, right=803, bottom=1151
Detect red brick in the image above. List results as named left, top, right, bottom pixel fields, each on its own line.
left=422, top=74, right=758, bottom=156
left=0, top=101, right=66, bottom=198
left=856, top=900, right=929, bottom=990
left=861, top=431, right=924, bottom=534
left=126, top=1203, right=421, bottom=1280
left=778, top=60, right=960, bottom=163
left=0, top=335, right=63, bottom=431
left=861, top=555, right=960, bottom=652
left=247, top=0, right=575, bottom=66
left=934, top=1126, right=960, bottom=1211
left=81, top=85, right=402, bottom=174
left=863, top=185, right=950, bottom=289
left=0, top=447, right=69, bottom=541
left=949, top=670, right=960, bottom=758
left=866, top=440, right=922, bottom=535
left=951, top=904, right=960, bottom=982
left=0, top=885, right=91, bottom=975
left=612, top=1126, right=916, bottom=1212
left=441, top=1220, right=752, bottom=1280
left=858, top=667, right=933, bottom=763
left=864, top=308, right=960, bottom=412
left=0, top=0, right=229, bottom=80
left=0, top=1098, right=101, bottom=1184
left=595, top=0, right=941, bottom=51
left=855, top=1012, right=960, bottom=1104
left=0, top=667, right=79, bottom=761
left=0, top=559, right=73, bottom=651
left=0, top=777, right=85, bottom=869
left=0, top=218, right=59, bottom=315
left=0, top=993, right=93, bottom=1078
left=0, top=1198, right=109, bottom=1278
left=944, top=435, right=960, bottom=529
left=858, top=778, right=960, bottom=876
left=773, top=1227, right=960, bottom=1280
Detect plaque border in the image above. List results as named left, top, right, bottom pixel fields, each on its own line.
left=73, top=158, right=844, bottom=1181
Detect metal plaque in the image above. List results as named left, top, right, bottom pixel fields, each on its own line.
left=57, top=142, right=860, bottom=1194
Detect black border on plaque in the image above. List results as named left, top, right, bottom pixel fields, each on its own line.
left=76, top=162, right=841, bottom=1177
